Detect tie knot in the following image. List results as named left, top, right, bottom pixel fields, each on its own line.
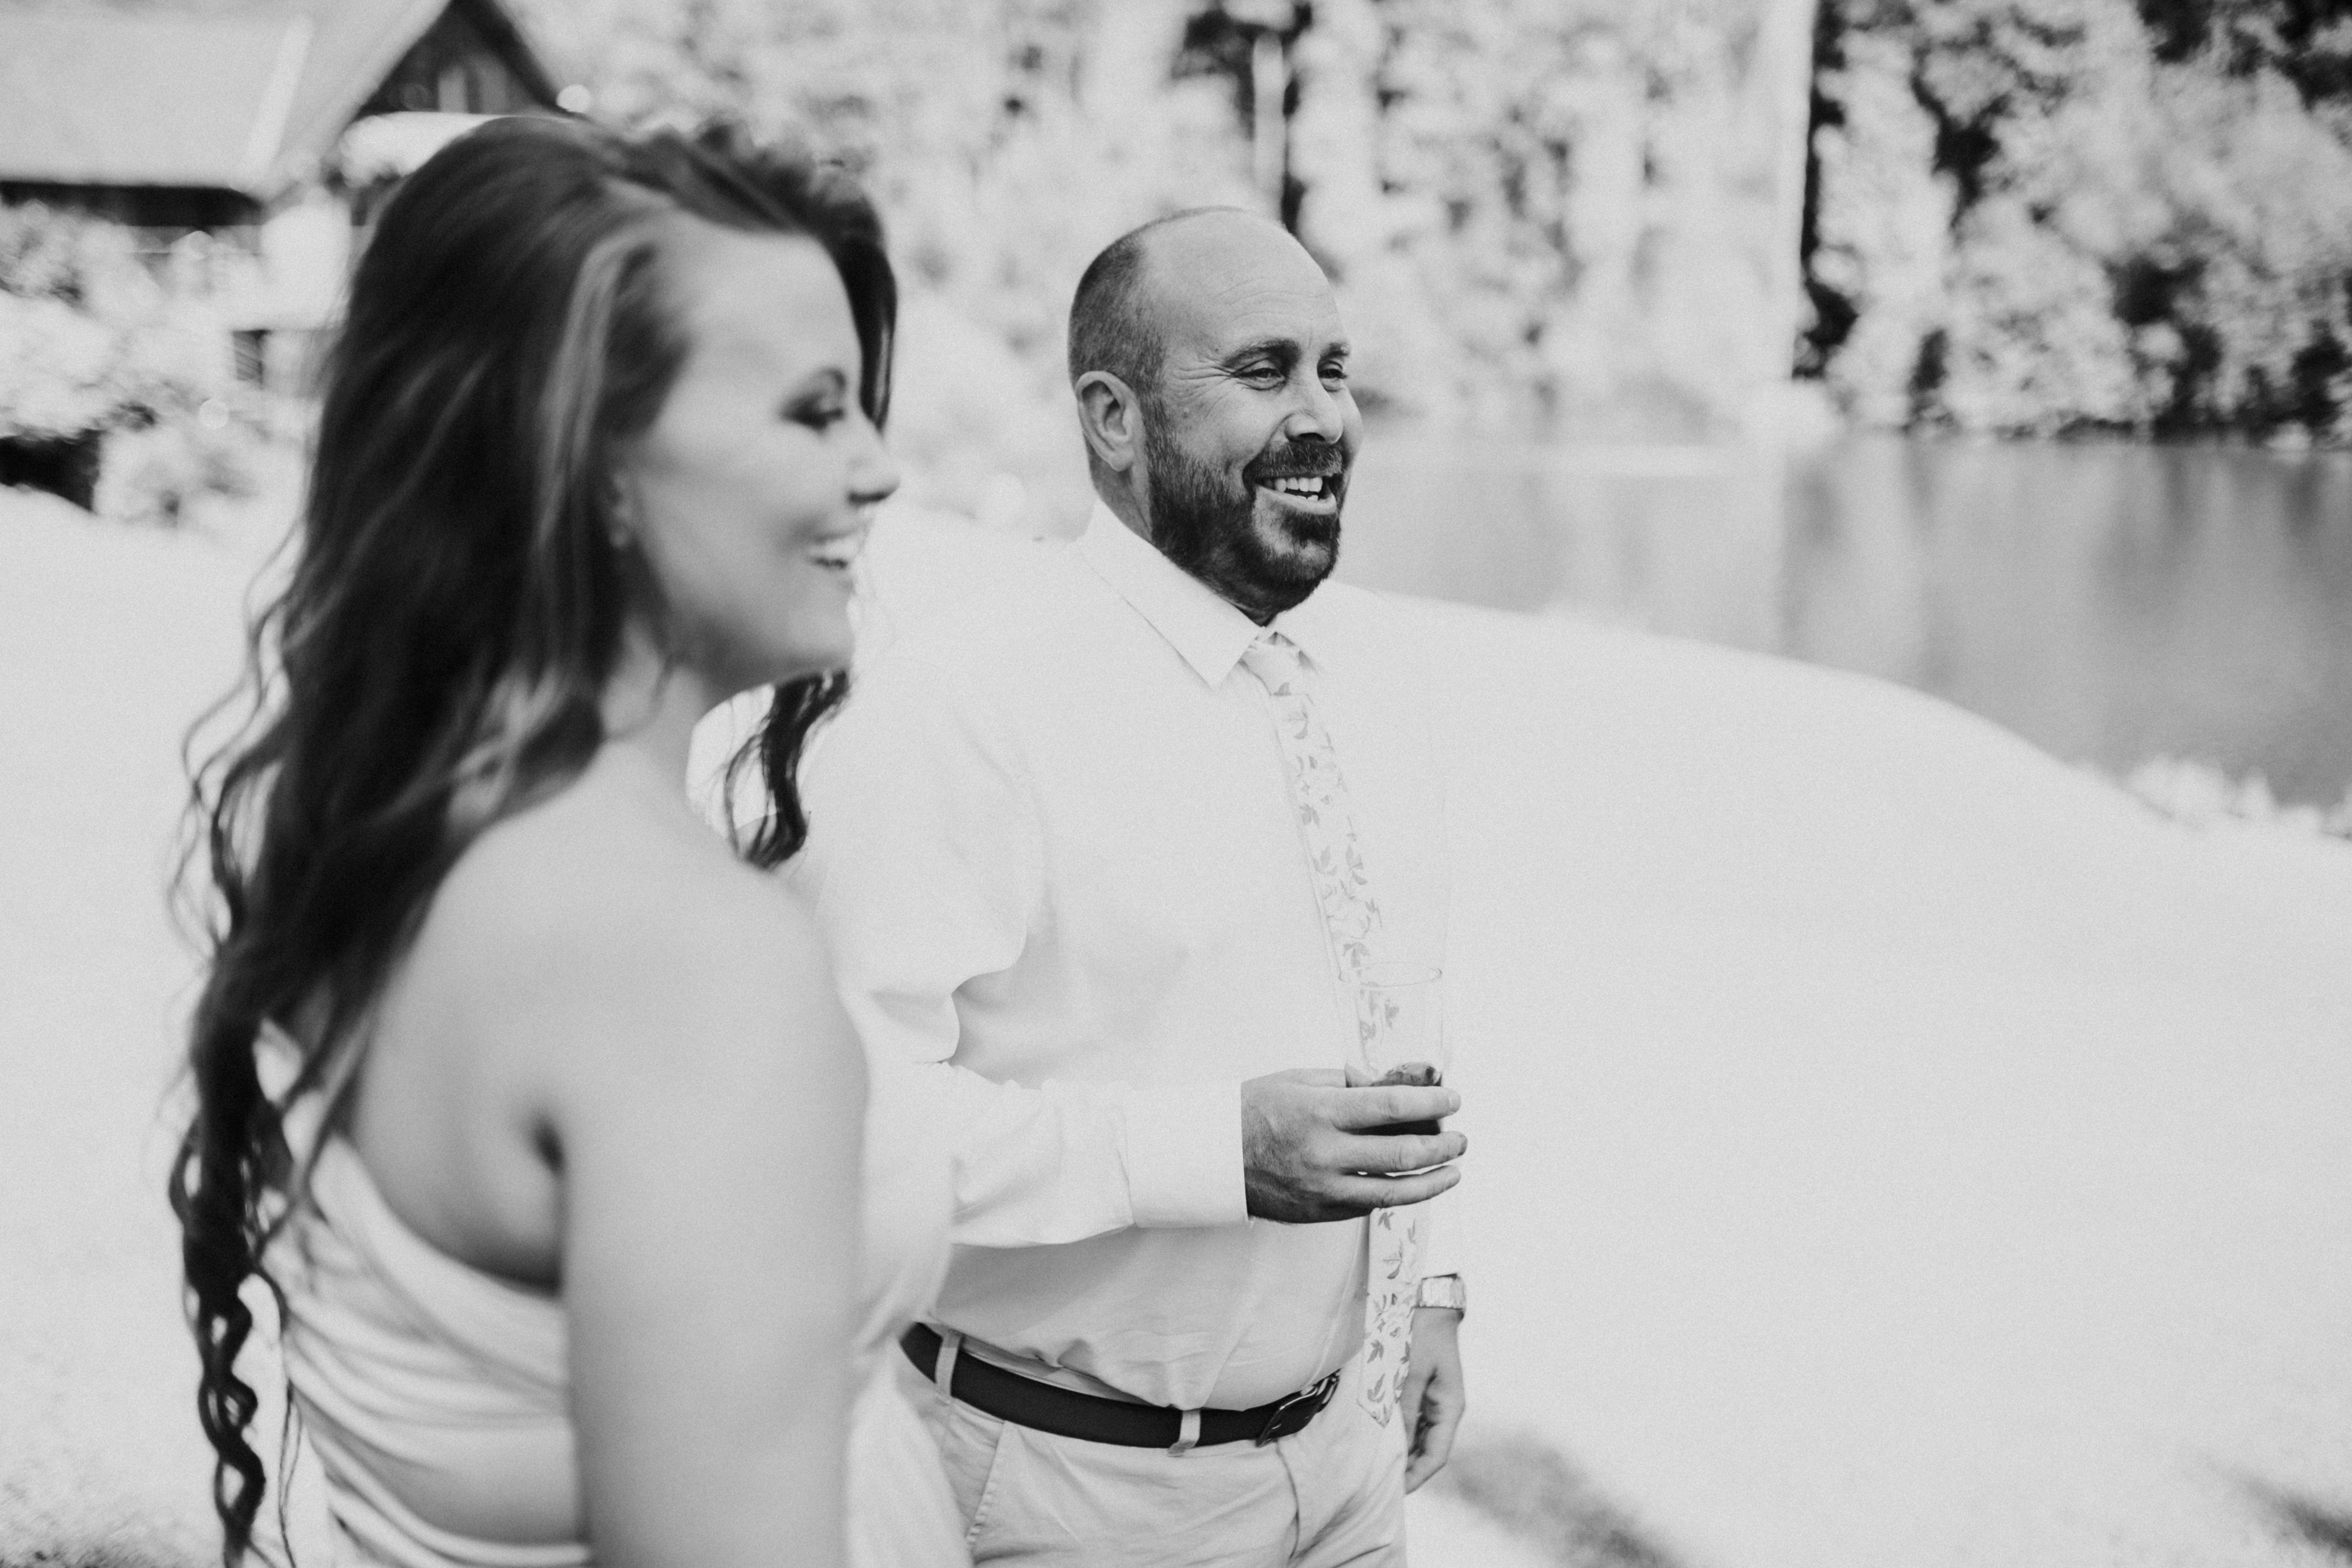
left=1240, top=630, right=1305, bottom=694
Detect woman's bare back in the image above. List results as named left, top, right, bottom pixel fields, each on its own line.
left=344, top=741, right=855, bottom=1290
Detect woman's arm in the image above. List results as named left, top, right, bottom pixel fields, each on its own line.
left=539, top=870, right=864, bottom=1568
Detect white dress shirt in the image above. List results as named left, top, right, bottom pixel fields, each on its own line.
left=792, top=502, right=1454, bottom=1412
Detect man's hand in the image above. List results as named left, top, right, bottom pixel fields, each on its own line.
left=1241, top=1069, right=1465, bottom=1223
left=1402, top=1306, right=1466, bottom=1492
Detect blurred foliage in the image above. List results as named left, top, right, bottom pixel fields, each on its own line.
left=508, top=0, right=2352, bottom=477
left=512, top=0, right=1260, bottom=527
left=0, top=204, right=254, bottom=520
left=1290, top=0, right=1812, bottom=439
left=1805, top=0, right=2352, bottom=443
left=513, top=0, right=1818, bottom=527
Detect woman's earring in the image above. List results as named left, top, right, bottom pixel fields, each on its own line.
left=605, top=483, right=634, bottom=551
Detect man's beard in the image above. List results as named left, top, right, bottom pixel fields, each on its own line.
left=1143, top=412, right=1343, bottom=620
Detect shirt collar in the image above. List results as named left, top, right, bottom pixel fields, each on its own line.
left=1074, top=500, right=1341, bottom=687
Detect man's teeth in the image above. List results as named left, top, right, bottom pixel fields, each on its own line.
left=1264, top=475, right=1329, bottom=497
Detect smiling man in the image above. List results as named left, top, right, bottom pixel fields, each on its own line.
left=1111, top=218, right=1351, bottom=621
left=791, top=208, right=1468, bottom=1567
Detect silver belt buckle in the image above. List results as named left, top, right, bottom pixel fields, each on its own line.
left=1254, top=1370, right=1341, bottom=1446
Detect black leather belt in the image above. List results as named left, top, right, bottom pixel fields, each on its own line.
left=899, top=1323, right=1341, bottom=1449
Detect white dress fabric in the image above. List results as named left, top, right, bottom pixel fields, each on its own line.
left=268, top=1033, right=967, bottom=1568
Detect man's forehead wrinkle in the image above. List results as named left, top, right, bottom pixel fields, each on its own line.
left=1162, top=281, right=1347, bottom=363
left=1225, top=336, right=1301, bottom=363
left=1184, top=261, right=1327, bottom=318
left=1158, top=266, right=1301, bottom=330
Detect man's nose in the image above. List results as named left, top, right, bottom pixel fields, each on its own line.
left=1284, top=373, right=1347, bottom=444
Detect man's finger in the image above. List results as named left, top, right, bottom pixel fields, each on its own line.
left=1326, top=1084, right=1461, bottom=1130
left=1324, top=1165, right=1460, bottom=1213
left=1404, top=1390, right=1463, bottom=1491
left=1399, top=1359, right=1436, bottom=1460
left=1344, top=1129, right=1467, bottom=1173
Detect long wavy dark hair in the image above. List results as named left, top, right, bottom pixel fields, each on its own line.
left=169, top=114, right=894, bottom=1564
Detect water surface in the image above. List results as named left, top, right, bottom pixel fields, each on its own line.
left=1336, top=434, right=2352, bottom=807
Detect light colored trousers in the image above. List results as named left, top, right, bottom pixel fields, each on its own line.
left=899, top=1349, right=1408, bottom=1568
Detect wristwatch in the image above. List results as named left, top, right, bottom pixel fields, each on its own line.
left=1414, top=1274, right=1466, bottom=1314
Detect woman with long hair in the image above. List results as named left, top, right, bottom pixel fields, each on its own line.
left=170, top=116, right=964, bottom=1567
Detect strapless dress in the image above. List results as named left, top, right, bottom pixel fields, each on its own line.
left=266, top=1032, right=967, bottom=1568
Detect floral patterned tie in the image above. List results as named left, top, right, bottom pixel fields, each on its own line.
left=1239, top=629, right=1423, bottom=1425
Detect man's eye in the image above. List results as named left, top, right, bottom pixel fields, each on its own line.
left=1322, top=363, right=1350, bottom=383
left=791, top=402, right=850, bottom=430
left=1240, top=365, right=1284, bottom=384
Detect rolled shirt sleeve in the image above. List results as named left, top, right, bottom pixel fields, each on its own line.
left=792, top=648, right=1246, bottom=1248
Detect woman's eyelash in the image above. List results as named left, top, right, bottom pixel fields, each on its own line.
left=789, top=401, right=849, bottom=428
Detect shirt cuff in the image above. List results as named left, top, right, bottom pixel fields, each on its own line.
left=1122, top=1080, right=1248, bottom=1228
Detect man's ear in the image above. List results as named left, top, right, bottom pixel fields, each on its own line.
left=1075, top=370, right=1143, bottom=474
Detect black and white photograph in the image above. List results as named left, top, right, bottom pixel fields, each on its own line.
left=2, top=1, right=2348, bottom=1566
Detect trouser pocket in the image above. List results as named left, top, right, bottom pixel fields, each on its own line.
left=932, top=1393, right=1013, bottom=1544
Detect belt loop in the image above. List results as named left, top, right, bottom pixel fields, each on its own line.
left=1168, top=1408, right=1201, bottom=1457
left=932, top=1329, right=963, bottom=1403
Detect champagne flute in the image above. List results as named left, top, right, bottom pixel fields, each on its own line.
left=1349, top=964, right=1449, bottom=1138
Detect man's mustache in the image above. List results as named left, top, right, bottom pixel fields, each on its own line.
left=1243, top=442, right=1346, bottom=484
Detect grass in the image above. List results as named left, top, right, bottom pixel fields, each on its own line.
left=1435, top=1432, right=1685, bottom=1568
left=0, top=1545, right=202, bottom=1568
left=2250, top=1484, right=2352, bottom=1561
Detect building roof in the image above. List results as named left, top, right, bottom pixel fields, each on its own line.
left=0, top=0, right=561, bottom=201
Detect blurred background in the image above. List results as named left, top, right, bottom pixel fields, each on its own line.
left=4, top=0, right=2349, bottom=816
left=6, top=6, right=2352, bottom=1568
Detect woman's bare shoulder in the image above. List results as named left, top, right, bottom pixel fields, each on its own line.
left=413, top=764, right=840, bottom=1069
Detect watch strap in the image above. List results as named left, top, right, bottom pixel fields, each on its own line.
left=1414, top=1273, right=1466, bottom=1314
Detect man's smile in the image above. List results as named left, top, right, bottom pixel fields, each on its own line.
left=1246, top=451, right=1346, bottom=518
left=1255, top=472, right=1339, bottom=513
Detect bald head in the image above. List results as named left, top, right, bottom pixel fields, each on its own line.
left=1065, top=207, right=1317, bottom=399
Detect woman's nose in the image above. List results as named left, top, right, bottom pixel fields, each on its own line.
left=851, top=412, right=901, bottom=505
